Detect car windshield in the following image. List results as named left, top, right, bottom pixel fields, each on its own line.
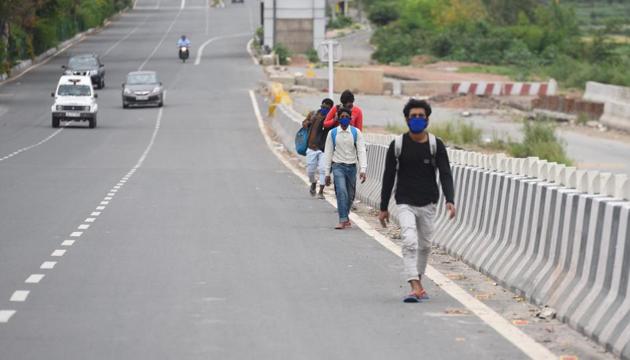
left=68, top=57, right=98, bottom=69
left=127, top=73, right=158, bottom=85
left=57, top=84, right=92, bottom=96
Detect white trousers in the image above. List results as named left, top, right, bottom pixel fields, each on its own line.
left=398, top=203, right=436, bottom=282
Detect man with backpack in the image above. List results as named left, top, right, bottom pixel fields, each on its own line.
left=324, top=107, right=367, bottom=230
left=323, top=90, right=363, bottom=131
left=302, top=98, right=334, bottom=199
left=379, top=99, right=456, bottom=303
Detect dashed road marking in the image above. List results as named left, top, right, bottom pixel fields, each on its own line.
left=70, top=232, right=83, bottom=237
left=0, top=310, right=16, bottom=323
left=78, top=224, right=90, bottom=230
left=40, top=261, right=56, bottom=270
left=100, top=201, right=109, bottom=205
left=104, top=197, right=113, bottom=200
left=10, top=291, right=29, bottom=302
left=91, top=212, right=101, bottom=216
left=96, top=206, right=106, bottom=210
left=61, top=240, right=75, bottom=246
left=85, top=218, right=96, bottom=223
left=51, top=250, right=66, bottom=257
left=25, top=274, right=45, bottom=284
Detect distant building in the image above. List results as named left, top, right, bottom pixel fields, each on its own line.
left=262, top=0, right=326, bottom=53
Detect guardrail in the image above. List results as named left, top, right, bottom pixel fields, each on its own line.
left=265, top=83, right=630, bottom=358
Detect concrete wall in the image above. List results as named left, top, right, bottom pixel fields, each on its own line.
left=263, top=0, right=326, bottom=52
left=532, top=95, right=604, bottom=120
left=268, top=89, right=630, bottom=357
left=334, top=67, right=384, bottom=95
left=584, top=81, right=630, bottom=132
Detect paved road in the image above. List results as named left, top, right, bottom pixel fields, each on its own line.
left=0, top=1, right=549, bottom=359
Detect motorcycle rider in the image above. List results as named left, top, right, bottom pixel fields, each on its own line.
left=177, top=35, right=191, bottom=48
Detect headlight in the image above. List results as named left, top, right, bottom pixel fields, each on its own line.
left=123, top=88, right=132, bottom=95
left=151, top=87, right=161, bottom=93
left=56, top=105, right=63, bottom=111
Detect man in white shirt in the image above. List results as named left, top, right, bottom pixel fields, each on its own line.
left=324, top=107, right=368, bottom=230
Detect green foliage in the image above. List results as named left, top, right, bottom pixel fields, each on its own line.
left=431, top=121, right=482, bottom=145
left=327, top=15, right=353, bottom=30
left=0, top=0, right=131, bottom=73
left=273, top=43, right=291, bottom=65
left=306, top=48, right=319, bottom=63
left=366, top=0, right=630, bottom=88
left=509, top=120, right=572, bottom=165
left=367, top=1, right=400, bottom=26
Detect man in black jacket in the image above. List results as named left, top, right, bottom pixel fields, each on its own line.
left=302, top=98, right=334, bottom=198
left=379, top=99, right=457, bottom=303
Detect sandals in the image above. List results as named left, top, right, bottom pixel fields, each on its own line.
left=403, top=289, right=428, bottom=303
left=334, top=221, right=352, bottom=230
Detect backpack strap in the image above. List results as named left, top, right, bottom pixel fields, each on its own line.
left=394, top=134, right=404, bottom=172
left=331, top=126, right=357, bottom=150
left=428, top=132, right=437, bottom=168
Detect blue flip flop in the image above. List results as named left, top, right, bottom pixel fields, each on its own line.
left=403, top=294, right=421, bottom=303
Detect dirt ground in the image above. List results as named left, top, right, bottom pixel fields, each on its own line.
left=367, top=61, right=511, bottom=83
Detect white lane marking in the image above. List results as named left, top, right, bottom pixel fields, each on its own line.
left=248, top=90, right=557, bottom=360
left=246, top=39, right=259, bottom=65
left=106, top=194, right=114, bottom=197
left=0, top=310, right=16, bottom=323
left=61, top=240, right=75, bottom=246
left=0, top=128, right=64, bottom=163
left=25, top=274, right=45, bottom=284
left=181, top=0, right=185, bottom=9
left=78, top=224, right=90, bottom=230
left=70, top=231, right=83, bottom=237
left=40, top=261, right=56, bottom=270
left=91, top=212, right=101, bottom=216
left=104, top=197, right=113, bottom=201
left=96, top=206, right=106, bottom=210
left=100, top=201, right=109, bottom=205
left=51, top=249, right=66, bottom=257
left=103, top=15, right=150, bottom=57
left=138, top=8, right=182, bottom=71
left=85, top=218, right=96, bottom=223
left=114, top=186, right=121, bottom=189
left=194, top=33, right=252, bottom=65
left=10, top=291, right=29, bottom=302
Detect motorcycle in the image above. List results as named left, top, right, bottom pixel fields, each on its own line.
left=179, top=46, right=189, bottom=63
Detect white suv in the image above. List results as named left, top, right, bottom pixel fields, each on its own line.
left=51, top=75, right=98, bottom=128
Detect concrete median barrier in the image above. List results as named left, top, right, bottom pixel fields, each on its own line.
left=266, top=91, right=630, bottom=358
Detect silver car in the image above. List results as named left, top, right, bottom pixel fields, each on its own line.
left=122, top=71, right=164, bottom=108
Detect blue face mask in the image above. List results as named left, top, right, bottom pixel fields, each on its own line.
left=320, top=107, right=330, bottom=116
left=408, top=116, right=428, bottom=134
left=339, top=116, right=351, bottom=127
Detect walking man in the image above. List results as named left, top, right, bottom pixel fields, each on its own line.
left=324, top=107, right=367, bottom=230
left=323, top=90, right=363, bottom=131
left=302, top=98, right=334, bottom=199
left=379, top=99, right=456, bottom=302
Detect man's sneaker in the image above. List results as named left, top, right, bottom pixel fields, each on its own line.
left=309, top=183, right=316, bottom=196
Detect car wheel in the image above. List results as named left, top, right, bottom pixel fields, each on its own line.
left=158, top=100, right=163, bottom=107
left=123, top=102, right=129, bottom=109
left=52, top=117, right=60, bottom=128
left=100, top=77, right=105, bottom=89
left=88, top=115, right=97, bottom=129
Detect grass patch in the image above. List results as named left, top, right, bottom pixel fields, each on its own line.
left=458, top=65, right=527, bottom=80
left=384, top=119, right=572, bottom=165
left=508, top=121, right=573, bottom=165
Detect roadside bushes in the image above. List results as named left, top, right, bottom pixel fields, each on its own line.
left=366, top=0, right=630, bottom=88
left=0, top=0, right=131, bottom=74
